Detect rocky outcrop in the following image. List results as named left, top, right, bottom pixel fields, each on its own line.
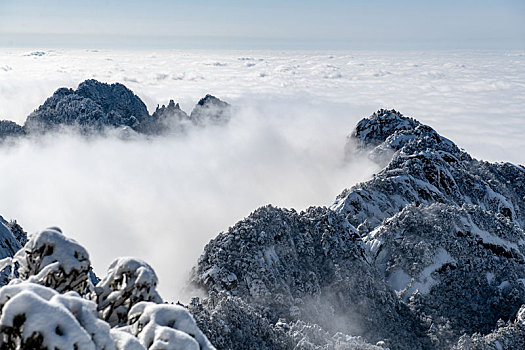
left=141, top=100, right=191, bottom=134
left=364, top=203, right=525, bottom=348
left=0, top=216, right=25, bottom=261
left=336, top=109, right=525, bottom=234
left=191, top=205, right=428, bottom=349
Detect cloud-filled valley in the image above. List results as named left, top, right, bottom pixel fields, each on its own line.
left=0, top=93, right=379, bottom=300
left=0, top=48, right=524, bottom=303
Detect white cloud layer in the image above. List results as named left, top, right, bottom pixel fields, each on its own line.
left=0, top=49, right=523, bottom=300
left=1, top=49, right=524, bottom=162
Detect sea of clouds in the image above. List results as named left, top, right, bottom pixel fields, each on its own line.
left=0, top=49, right=523, bottom=300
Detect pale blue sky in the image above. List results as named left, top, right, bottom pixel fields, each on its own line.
left=1, top=0, right=524, bottom=49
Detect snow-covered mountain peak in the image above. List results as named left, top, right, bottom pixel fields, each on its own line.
left=349, top=109, right=461, bottom=166
left=0, top=80, right=232, bottom=139
left=352, top=109, right=420, bottom=148
left=336, top=110, right=524, bottom=236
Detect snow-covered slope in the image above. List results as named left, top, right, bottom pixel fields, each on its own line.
left=335, top=109, right=525, bottom=234
left=190, top=205, right=426, bottom=349
left=0, top=227, right=214, bottom=349
left=189, top=109, right=525, bottom=349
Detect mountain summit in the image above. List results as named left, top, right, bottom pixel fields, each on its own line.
left=1, top=79, right=231, bottom=138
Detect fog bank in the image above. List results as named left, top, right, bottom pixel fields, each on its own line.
left=0, top=99, right=378, bottom=301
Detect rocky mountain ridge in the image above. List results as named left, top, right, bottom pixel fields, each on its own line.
left=189, top=109, right=525, bottom=349
left=0, top=79, right=231, bottom=139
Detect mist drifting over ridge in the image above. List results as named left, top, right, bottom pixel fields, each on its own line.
left=0, top=0, right=524, bottom=346
left=0, top=48, right=524, bottom=303
left=1, top=49, right=524, bottom=162
left=0, top=50, right=525, bottom=297
left=0, top=91, right=379, bottom=301
left=0, top=45, right=523, bottom=349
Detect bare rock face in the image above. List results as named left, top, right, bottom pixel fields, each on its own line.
left=5, top=220, right=27, bottom=247
left=0, top=217, right=26, bottom=286
left=0, top=217, right=24, bottom=260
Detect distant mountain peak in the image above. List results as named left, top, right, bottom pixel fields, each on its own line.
left=24, top=79, right=149, bottom=133
left=190, top=94, right=231, bottom=126
left=0, top=79, right=231, bottom=139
